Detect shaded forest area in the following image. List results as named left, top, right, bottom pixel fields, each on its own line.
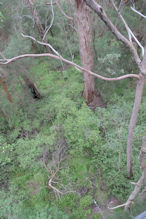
left=0, top=0, right=146, bottom=218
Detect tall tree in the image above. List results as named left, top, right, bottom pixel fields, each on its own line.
left=74, top=0, right=104, bottom=107
left=84, top=0, right=146, bottom=177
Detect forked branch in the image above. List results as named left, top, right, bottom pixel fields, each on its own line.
left=85, top=0, right=141, bottom=66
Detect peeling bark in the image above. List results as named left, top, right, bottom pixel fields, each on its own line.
left=127, top=47, right=146, bottom=177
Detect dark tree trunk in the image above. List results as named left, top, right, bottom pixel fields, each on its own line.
left=22, top=75, right=42, bottom=99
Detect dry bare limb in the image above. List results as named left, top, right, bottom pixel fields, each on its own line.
left=124, top=172, right=145, bottom=210
left=131, top=7, right=146, bottom=19
left=111, top=0, right=144, bottom=56
left=108, top=203, right=127, bottom=210
left=43, top=160, right=76, bottom=197
left=84, top=0, right=141, bottom=67
left=43, top=0, right=54, bottom=41
left=21, top=33, right=62, bottom=58
left=0, top=53, right=140, bottom=81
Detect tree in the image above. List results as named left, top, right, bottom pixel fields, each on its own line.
left=74, top=0, right=104, bottom=107
left=0, top=0, right=145, bottom=181
left=84, top=0, right=146, bottom=177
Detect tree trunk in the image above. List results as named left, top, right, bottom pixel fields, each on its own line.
left=127, top=77, right=145, bottom=177
left=127, top=47, right=146, bottom=177
left=74, top=0, right=104, bottom=107
left=125, top=136, right=146, bottom=210
left=22, top=75, right=42, bottom=99
left=27, top=0, right=51, bottom=53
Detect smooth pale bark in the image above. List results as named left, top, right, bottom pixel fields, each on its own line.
left=127, top=47, right=146, bottom=177
left=127, top=77, right=145, bottom=177
left=84, top=0, right=145, bottom=177
left=75, top=0, right=104, bottom=106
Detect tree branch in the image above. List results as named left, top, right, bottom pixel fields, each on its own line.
left=43, top=0, right=54, bottom=41
left=84, top=0, right=141, bottom=67
left=0, top=53, right=140, bottom=81
left=111, top=0, right=144, bottom=56
left=131, top=7, right=146, bottom=19
left=55, top=0, right=73, bottom=20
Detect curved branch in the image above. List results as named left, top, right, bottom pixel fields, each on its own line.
left=56, top=0, right=73, bottom=20
left=0, top=53, right=140, bottom=81
left=43, top=0, right=54, bottom=41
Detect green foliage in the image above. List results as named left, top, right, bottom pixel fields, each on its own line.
left=4, top=34, right=31, bottom=58
left=0, top=60, right=145, bottom=218
left=0, top=1, right=146, bottom=217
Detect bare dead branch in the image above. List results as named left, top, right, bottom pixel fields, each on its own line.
left=111, top=0, right=144, bottom=56
left=0, top=53, right=140, bottom=81
left=108, top=203, right=127, bottom=210
left=131, top=7, right=146, bottom=19
left=84, top=0, right=141, bottom=67
left=43, top=0, right=54, bottom=41
left=21, top=33, right=62, bottom=58
left=125, top=172, right=145, bottom=210
left=48, top=162, right=63, bottom=195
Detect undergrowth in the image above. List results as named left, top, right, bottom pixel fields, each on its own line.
left=0, top=60, right=145, bottom=218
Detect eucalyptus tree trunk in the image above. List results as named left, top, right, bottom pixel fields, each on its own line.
left=22, top=75, right=42, bottom=99
left=74, top=0, right=104, bottom=107
left=127, top=47, right=146, bottom=177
